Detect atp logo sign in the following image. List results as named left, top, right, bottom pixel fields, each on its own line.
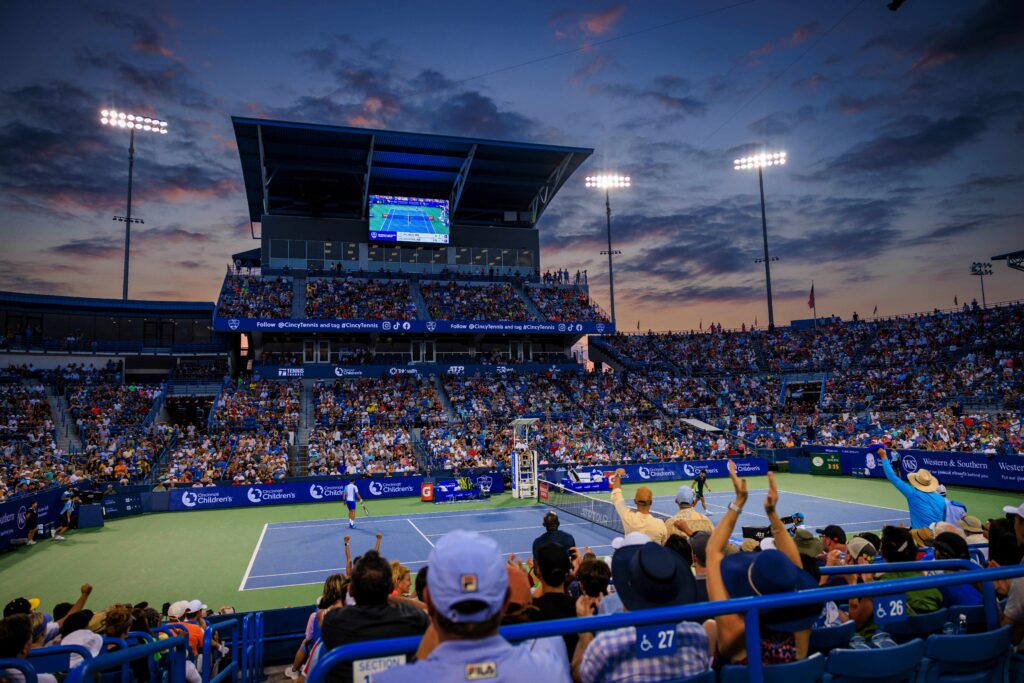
left=309, top=484, right=324, bottom=500
left=181, top=491, right=198, bottom=508
left=247, top=488, right=263, bottom=503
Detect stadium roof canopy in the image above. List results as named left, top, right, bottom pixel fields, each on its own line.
left=992, top=249, right=1024, bottom=272
left=232, top=117, right=593, bottom=228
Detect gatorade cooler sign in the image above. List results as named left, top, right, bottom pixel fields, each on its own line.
left=420, top=482, right=434, bottom=502
left=539, top=482, right=549, bottom=501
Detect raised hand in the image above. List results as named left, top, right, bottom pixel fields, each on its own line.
left=727, top=459, right=748, bottom=506
left=344, top=535, right=351, bottom=545
left=81, top=583, right=93, bottom=596
left=376, top=532, right=382, bottom=541
left=764, top=472, right=778, bottom=515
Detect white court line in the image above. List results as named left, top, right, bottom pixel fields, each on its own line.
left=407, top=518, right=435, bottom=547
left=424, top=521, right=588, bottom=536
left=238, top=523, right=269, bottom=592
left=266, top=505, right=546, bottom=529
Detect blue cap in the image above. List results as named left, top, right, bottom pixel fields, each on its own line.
left=866, top=443, right=885, bottom=455
left=427, top=530, right=507, bottom=623
left=675, top=486, right=695, bottom=506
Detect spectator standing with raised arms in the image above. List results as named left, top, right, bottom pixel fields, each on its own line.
left=871, top=444, right=946, bottom=529
left=609, top=468, right=667, bottom=544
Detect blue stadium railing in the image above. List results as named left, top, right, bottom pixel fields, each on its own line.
left=307, top=562, right=1024, bottom=683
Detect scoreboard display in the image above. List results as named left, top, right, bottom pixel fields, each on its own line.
left=103, top=492, right=144, bottom=518
left=810, top=453, right=842, bottom=476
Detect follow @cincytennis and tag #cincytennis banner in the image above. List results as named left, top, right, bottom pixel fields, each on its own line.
left=213, top=316, right=613, bottom=335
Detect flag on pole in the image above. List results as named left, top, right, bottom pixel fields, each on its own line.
left=808, top=283, right=815, bottom=309
left=954, top=295, right=958, bottom=306
left=699, top=319, right=703, bottom=330
left=637, top=320, right=640, bottom=330
left=754, top=316, right=758, bottom=327
left=873, top=305, right=878, bottom=315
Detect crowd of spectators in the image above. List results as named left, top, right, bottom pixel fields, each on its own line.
left=308, top=426, right=417, bottom=476
left=209, top=380, right=300, bottom=430
left=218, top=274, right=293, bottom=319
left=420, top=282, right=531, bottom=321
left=313, top=377, right=443, bottom=426
left=305, top=278, right=417, bottom=320
left=526, top=286, right=608, bottom=323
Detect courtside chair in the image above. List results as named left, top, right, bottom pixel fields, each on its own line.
left=823, top=638, right=925, bottom=683
left=879, top=607, right=949, bottom=643
left=720, top=652, right=827, bottom=683
left=918, top=626, right=1012, bottom=683
left=809, top=622, right=857, bottom=654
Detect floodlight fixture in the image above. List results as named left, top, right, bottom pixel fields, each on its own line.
left=585, top=175, right=631, bottom=189
left=731, top=151, right=788, bottom=329
left=99, top=108, right=170, bottom=299
left=586, top=173, right=633, bottom=324
left=733, top=151, right=787, bottom=170
left=970, top=261, right=993, bottom=308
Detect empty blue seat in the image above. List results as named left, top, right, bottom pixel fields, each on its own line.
left=918, top=625, right=1011, bottom=683
left=0, top=659, right=38, bottom=683
left=720, top=653, right=827, bottom=683
left=824, top=638, right=925, bottom=683
left=810, top=622, right=856, bottom=654
left=880, top=608, right=948, bottom=642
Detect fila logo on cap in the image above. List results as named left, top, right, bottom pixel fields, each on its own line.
left=460, top=574, right=478, bottom=593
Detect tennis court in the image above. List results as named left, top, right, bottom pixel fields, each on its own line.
left=239, top=487, right=909, bottom=591
left=378, top=205, right=445, bottom=236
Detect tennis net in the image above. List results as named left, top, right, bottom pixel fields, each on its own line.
left=538, top=479, right=671, bottom=535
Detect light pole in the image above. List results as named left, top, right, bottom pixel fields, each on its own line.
left=100, top=109, right=168, bottom=300
left=585, top=174, right=630, bottom=325
left=970, top=261, right=992, bottom=308
left=734, top=151, right=786, bottom=329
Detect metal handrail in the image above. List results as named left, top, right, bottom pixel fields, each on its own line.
left=65, top=635, right=188, bottom=683
left=307, top=562, right=1024, bottom=683
left=202, top=619, right=240, bottom=683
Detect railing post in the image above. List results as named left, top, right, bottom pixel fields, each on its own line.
left=744, top=607, right=764, bottom=683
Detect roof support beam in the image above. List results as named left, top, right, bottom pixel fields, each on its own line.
left=362, top=135, right=375, bottom=219
left=257, top=125, right=270, bottom=214
left=528, top=153, right=574, bottom=224
left=449, top=144, right=477, bottom=218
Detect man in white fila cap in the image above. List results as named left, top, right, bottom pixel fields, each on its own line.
left=374, top=530, right=569, bottom=682
left=668, top=485, right=713, bottom=538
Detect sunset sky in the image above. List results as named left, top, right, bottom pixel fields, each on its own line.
left=0, top=0, right=1021, bottom=330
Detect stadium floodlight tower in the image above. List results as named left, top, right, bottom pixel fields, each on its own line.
left=970, top=261, right=993, bottom=308
left=585, top=174, right=630, bottom=325
left=99, top=108, right=169, bottom=300
left=510, top=417, right=539, bottom=499
left=734, top=151, right=786, bottom=329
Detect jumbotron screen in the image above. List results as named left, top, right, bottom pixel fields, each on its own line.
left=368, top=195, right=450, bottom=244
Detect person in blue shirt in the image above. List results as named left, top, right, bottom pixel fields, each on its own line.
left=871, top=444, right=946, bottom=529
left=374, top=530, right=569, bottom=683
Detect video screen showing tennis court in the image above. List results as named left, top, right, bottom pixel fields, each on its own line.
left=368, top=194, right=450, bottom=244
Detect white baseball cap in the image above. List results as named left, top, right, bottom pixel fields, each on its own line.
left=167, top=601, right=190, bottom=618
left=1003, top=503, right=1024, bottom=518
left=188, top=599, right=208, bottom=613
left=612, top=531, right=651, bottom=550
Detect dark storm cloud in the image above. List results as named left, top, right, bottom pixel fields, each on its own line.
left=76, top=49, right=216, bottom=111
left=284, top=41, right=540, bottom=140
left=913, top=0, right=1024, bottom=69
left=811, top=115, right=987, bottom=178
left=0, top=81, right=241, bottom=216
left=747, top=105, right=816, bottom=136
left=91, top=8, right=175, bottom=58
left=47, top=237, right=121, bottom=259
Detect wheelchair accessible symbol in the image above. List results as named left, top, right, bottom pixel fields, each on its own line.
left=636, top=624, right=679, bottom=659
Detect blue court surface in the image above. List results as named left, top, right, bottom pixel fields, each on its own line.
left=239, top=489, right=910, bottom=591
left=380, top=208, right=438, bottom=235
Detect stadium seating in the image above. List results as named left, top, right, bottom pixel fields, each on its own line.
left=419, top=281, right=530, bottom=321
left=524, top=285, right=609, bottom=323
left=305, top=277, right=417, bottom=320
left=218, top=274, right=293, bottom=319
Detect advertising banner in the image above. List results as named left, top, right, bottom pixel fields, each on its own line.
left=167, top=473, right=504, bottom=511
left=0, top=487, right=66, bottom=551
left=255, top=362, right=586, bottom=380
left=807, top=445, right=1024, bottom=492
left=542, top=458, right=768, bottom=485
left=169, top=477, right=423, bottom=511
left=214, top=316, right=614, bottom=335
